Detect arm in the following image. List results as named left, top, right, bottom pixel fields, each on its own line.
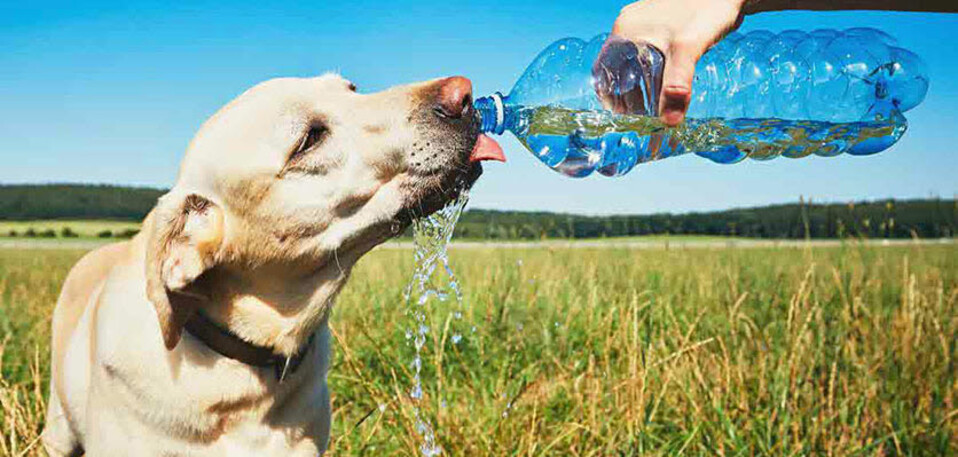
left=745, top=0, right=958, bottom=14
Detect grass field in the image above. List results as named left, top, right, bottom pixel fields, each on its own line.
left=0, top=220, right=731, bottom=243
left=0, top=220, right=736, bottom=243
left=0, top=220, right=140, bottom=239
left=1, top=242, right=956, bottom=456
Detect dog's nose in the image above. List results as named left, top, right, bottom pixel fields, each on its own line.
left=435, top=76, right=473, bottom=119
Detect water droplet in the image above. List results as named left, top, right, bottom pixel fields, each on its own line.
left=502, top=400, right=514, bottom=418
left=420, top=442, right=443, bottom=457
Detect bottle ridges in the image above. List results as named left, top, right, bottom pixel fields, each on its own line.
left=688, top=28, right=928, bottom=123
left=476, top=28, right=928, bottom=178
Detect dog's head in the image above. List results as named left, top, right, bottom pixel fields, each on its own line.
left=143, top=74, right=504, bottom=350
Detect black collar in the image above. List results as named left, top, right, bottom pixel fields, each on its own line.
left=184, top=311, right=314, bottom=382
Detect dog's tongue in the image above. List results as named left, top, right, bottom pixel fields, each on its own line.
left=469, top=134, right=506, bottom=163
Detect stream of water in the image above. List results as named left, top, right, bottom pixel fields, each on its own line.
left=402, top=192, right=470, bottom=456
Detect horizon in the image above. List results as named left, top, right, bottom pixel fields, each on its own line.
left=1, top=1, right=957, bottom=215
left=2, top=182, right=955, bottom=218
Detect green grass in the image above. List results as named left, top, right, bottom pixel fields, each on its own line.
left=1, top=243, right=956, bottom=455
left=436, top=234, right=750, bottom=243
left=583, top=234, right=748, bottom=242
left=0, top=219, right=756, bottom=244
left=0, top=220, right=140, bottom=239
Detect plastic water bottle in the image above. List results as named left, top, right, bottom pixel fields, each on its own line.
left=474, top=28, right=929, bottom=178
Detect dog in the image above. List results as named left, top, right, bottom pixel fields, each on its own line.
left=42, top=74, right=505, bottom=456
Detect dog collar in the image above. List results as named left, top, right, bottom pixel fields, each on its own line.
left=184, top=311, right=314, bottom=382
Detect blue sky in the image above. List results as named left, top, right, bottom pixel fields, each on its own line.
left=1, top=1, right=955, bottom=214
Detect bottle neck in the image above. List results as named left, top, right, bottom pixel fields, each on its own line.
left=475, top=92, right=512, bottom=135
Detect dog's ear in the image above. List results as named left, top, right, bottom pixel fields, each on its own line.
left=145, top=192, right=224, bottom=350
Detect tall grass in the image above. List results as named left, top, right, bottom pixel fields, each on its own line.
left=0, top=250, right=77, bottom=457
left=1, top=244, right=955, bottom=456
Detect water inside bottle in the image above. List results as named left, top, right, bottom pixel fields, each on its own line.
left=516, top=106, right=907, bottom=177
left=402, top=192, right=470, bottom=456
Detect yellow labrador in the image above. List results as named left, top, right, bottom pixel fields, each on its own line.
left=42, top=74, right=504, bottom=456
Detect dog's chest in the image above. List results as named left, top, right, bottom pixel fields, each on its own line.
left=90, top=344, right=330, bottom=455
left=89, top=296, right=332, bottom=455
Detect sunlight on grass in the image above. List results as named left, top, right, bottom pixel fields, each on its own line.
left=1, top=244, right=955, bottom=455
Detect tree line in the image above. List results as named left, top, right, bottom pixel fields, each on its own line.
left=2, top=184, right=955, bottom=239
left=456, top=199, right=957, bottom=240
left=0, top=184, right=163, bottom=221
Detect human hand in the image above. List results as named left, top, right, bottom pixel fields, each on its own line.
left=598, top=0, right=747, bottom=126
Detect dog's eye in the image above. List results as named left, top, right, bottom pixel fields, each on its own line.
left=290, top=124, right=329, bottom=161
left=347, top=83, right=357, bottom=92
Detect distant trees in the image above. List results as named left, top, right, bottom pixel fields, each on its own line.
left=0, top=227, right=140, bottom=239
left=118, top=229, right=140, bottom=238
left=0, top=184, right=163, bottom=220
left=454, top=198, right=958, bottom=240
left=1, top=184, right=955, bottom=240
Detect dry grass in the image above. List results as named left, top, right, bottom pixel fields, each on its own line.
left=1, top=243, right=956, bottom=456
left=0, top=249, right=74, bottom=457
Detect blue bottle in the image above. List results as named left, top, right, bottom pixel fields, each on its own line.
left=474, top=28, right=929, bottom=178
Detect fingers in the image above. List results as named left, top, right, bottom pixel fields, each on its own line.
left=660, top=41, right=699, bottom=126
left=602, top=0, right=746, bottom=125
left=592, top=35, right=663, bottom=116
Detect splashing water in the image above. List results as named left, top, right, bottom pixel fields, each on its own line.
left=402, top=191, right=470, bottom=456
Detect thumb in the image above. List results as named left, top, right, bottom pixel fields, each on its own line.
left=659, top=42, right=700, bottom=127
